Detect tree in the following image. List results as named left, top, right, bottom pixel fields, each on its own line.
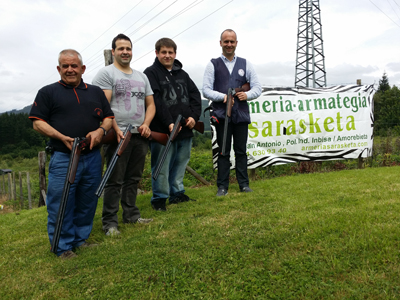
left=378, top=72, right=390, bottom=93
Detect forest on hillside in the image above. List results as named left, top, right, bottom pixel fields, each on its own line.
left=0, top=74, right=398, bottom=159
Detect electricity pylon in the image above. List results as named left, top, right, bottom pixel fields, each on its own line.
left=295, top=0, right=326, bottom=88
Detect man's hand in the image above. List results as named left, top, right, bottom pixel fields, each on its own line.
left=61, top=136, right=75, bottom=151
left=235, top=91, right=248, bottom=101
left=139, top=124, right=151, bottom=138
left=87, top=128, right=104, bottom=150
left=223, top=94, right=235, bottom=106
left=185, top=117, right=196, bottom=129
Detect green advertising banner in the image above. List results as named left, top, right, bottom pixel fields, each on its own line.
left=211, top=85, right=375, bottom=169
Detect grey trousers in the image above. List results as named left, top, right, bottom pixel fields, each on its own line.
left=102, top=134, right=148, bottom=230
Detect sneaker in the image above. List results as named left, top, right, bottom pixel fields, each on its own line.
left=59, top=250, right=77, bottom=259
left=78, top=242, right=98, bottom=249
left=136, top=217, right=153, bottom=224
left=152, top=202, right=167, bottom=211
left=241, top=187, right=253, bottom=193
left=216, top=187, right=228, bottom=197
left=105, top=227, right=120, bottom=236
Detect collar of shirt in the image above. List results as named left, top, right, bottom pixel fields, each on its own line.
left=220, top=54, right=237, bottom=74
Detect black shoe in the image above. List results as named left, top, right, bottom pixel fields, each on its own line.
left=216, top=186, right=228, bottom=196
left=152, top=202, right=167, bottom=211
left=241, top=186, right=253, bottom=193
left=179, top=194, right=196, bottom=202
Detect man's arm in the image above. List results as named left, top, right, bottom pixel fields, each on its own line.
left=138, top=95, right=156, bottom=138
left=33, top=120, right=75, bottom=150
left=202, top=61, right=225, bottom=102
left=239, top=60, right=262, bottom=101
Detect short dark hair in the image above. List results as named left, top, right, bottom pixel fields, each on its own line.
left=112, top=33, right=132, bottom=50
left=155, top=38, right=177, bottom=53
left=220, top=29, right=237, bottom=40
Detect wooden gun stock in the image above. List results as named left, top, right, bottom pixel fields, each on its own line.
left=234, top=82, right=250, bottom=94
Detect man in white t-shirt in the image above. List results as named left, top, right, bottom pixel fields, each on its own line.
left=92, top=34, right=156, bottom=236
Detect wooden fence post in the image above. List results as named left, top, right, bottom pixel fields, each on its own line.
left=1, top=174, right=5, bottom=196
left=0, top=173, right=3, bottom=195
left=7, top=173, right=12, bottom=200
left=38, top=151, right=47, bottom=207
left=19, top=172, right=24, bottom=209
left=27, top=172, right=32, bottom=210
left=250, top=169, right=256, bottom=181
left=13, top=172, right=17, bottom=202
left=185, top=166, right=210, bottom=186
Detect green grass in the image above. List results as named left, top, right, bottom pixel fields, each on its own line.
left=1, top=167, right=400, bottom=299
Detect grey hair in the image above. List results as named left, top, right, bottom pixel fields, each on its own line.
left=58, top=49, right=83, bottom=65
left=220, top=29, right=237, bottom=40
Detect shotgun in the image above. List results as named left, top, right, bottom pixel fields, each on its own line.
left=220, top=83, right=251, bottom=155
left=182, top=117, right=204, bottom=134
left=51, top=138, right=82, bottom=254
left=152, top=114, right=182, bottom=181
left=221, top=88, right=233, bottom=156
left=95, top=124, right=133, bottom=197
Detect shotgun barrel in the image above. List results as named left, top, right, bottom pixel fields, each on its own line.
left=51, top=138, right=81, bottom=254
left=152, top=114, right=182, bottom=181
left=95, top=124, right=133, bottom=197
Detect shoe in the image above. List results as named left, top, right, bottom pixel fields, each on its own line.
left=169, top=194, right=196, bottom=204
left=179, top=194, right=196, bottom=202
left=59, top=250, right=77, bottom=259
left=216, top=186, right=228, bottom=196
left=78, top=242, right=98, bottom=249
left=241, top=187, right=253, bottom=193
left=105, top=227, right=120, bottom=236
left=152, top=202, right=167, bottom=211
left=136, top=217, right=153, bottom=224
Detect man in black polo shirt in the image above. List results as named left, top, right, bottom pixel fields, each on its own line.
left=29, top=49, right=114, bottom=259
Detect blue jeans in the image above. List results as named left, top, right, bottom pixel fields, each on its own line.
left=215, top=121, right=249, bottom=190
left=47, top=150, right=101, bottom=256
left=150, top=137, right=192, bottom=204
left=102, top=135, right=148, bottom=230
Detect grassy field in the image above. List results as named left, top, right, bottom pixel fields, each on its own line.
left=1, top=167, right=400, bottom=299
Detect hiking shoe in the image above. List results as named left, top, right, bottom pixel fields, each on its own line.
left=78, top=242, right=98, bottom=249
left=59, top=250, right=77, bottom=260
left=105, top=227, right=120, bottom=236
left=241, top=187, right=253, bottom=193
left=136, top=217, right=153, bottom=224
left=152, top=202, right=167, bottom=211
left=216, top=187, right=228, bottom=196
left=179, top=194, right=196, bottom=202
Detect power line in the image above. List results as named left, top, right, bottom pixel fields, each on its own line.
left=80, top=0, right=146, bottom=53
left=133, top=0, right=233, bottom=63
left=369, top=0, right=400, bottom=28
left=387, top=0, right=400, bottom=21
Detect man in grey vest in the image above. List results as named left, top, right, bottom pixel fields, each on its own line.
left=203, top=29, right=262, bottom=196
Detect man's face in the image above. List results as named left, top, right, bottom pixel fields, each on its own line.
left=220, top=31, right=238, bottom=57
left=156, top=46, right=176, bottom=70
left=113, top=39, right=132, bottom=66
left=57, top=54, right=86, bottom=87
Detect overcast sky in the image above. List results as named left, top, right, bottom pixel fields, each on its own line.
left=1, top=0, right=399, bottom=113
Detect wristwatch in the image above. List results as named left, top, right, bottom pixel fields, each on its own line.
left=99, top=127, right=106, bottom=136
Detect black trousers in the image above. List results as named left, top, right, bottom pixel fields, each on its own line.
left=215, top=121, right=249, bottom=190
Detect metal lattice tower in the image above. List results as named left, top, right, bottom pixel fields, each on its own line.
left=295, top=0, right=326, bottom=88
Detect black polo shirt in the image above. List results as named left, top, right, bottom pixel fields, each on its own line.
left=29, top=80, right=114, bottom=152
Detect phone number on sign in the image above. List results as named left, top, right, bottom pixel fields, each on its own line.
left=247, top=148, right=287, bottom=156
